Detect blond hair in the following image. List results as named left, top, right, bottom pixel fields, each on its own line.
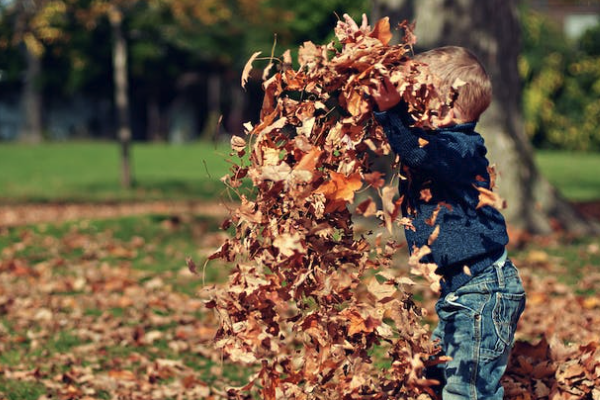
left=414, top=46, right=492, bottom=122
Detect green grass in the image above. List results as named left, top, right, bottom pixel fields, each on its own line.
left=535, top=150, right=600, bottom=201
left=0, top=380, right=46, bottom=400
left=0, top=143, right=597, bottom=204
left=0, top=214, right=230, bottom=290
left=0, top=141, right=236, bottom=203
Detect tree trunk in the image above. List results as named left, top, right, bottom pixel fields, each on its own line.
left=227, top=76, right=245, bottom=136
left=371, top=0, right=598, bottom=235
left=20, top=44, right=43, bottom=143
left=202, top=71, right=221, bottom=141
left=109, top=6, right=133, bottom=189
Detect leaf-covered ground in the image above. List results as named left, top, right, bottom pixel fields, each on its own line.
left=0, top=203, right=599, bottom=399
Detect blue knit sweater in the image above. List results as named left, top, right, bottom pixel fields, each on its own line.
left=373, top=108, right=508, bottom=295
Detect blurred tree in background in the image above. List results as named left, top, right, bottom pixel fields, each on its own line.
left=0, top=0, right=369, bottom=187
left=0, top=0, right=369, bottom=143
left=2, top=0, right=597, bottom=150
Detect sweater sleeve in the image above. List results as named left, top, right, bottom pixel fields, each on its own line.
left=373, top=109, right=434, bottom=168
left=373, top=110, right=481, bottom=182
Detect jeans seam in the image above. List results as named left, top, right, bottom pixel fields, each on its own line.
left=472, top=312, right=481, bottom=399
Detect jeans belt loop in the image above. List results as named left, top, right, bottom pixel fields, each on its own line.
left=494, top=249, right=508, bottom=287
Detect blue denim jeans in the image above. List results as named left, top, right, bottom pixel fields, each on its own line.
left=429, top=252, right=526, bottom=399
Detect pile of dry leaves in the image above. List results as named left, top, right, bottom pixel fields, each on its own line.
left=205, top=17, right=456, bottom=400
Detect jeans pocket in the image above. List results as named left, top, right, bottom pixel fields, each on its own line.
left=491, top=291, right=526, bottom=354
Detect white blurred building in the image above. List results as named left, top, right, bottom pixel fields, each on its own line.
left=529, top=0, right=600, bottom=39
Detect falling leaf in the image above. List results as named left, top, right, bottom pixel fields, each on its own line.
left=363, top=171, right=386, bottom=189
left=294, top=147, right=322, bottom=172
left=356, top=198, right=378, bottom=217
left=369, top=17, right=393, bottom=46
left=241, top=51, right=262, bottom=89
left=420, top=188, right=432, bottom=202
left=427, top=225, right=440, bottom=245
left=315, top=171, right=363, bottom=203
left=231, top=136, right=246, bottom=153
left=367, top=277, right=397, bottom=301
left=273, top=233, right=304, bottom=258
left=475, top=186, right=506, bottom=210
left=186, top=257, right=198, bottom=275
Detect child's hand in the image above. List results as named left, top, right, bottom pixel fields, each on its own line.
left=369, top=76, right=402, bottom=112
left=335, top=13, right=371, bottom=39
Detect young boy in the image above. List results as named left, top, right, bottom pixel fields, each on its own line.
left=373, top=45, right=527, bottom=399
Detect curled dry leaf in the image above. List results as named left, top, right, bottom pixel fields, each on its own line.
left=230, top=136, right=246, bottom=153
left=241, top=51, right=261, bottom=89
left=475, top=186, right=507, bottom=210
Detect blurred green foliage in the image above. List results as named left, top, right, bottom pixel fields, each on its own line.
left=0, top=0, right=369, bottom=96
left=3, top=3, right=599, bottom=150
left=520, top=9, right=600, bottom=151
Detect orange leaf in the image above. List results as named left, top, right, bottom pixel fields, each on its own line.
left=346, top=90, right=370, bottom=116
left=356, top=198, right=377, bottom=217
left=108, top=370, right=137, bottom=381
left=363, top=171, right=386, bottom=189
left=295, top=148, right=322, bottom=172
left=420, top=188, right=432, bottom=202
left=341, top=309, right=378, bottom=336
left=369, top=17, right=393, bottom=46
left=316, top=171, right=362, bottom=203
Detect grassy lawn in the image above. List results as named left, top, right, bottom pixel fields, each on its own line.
left=0, top=214, right=245, bottom=399
left=535, top=149, right=600, bottom=201
left=0, top=141, right=235, bottom=203
left=0, top=142, right=598, bottom=203
left=0, top=142, right=599, bottom=398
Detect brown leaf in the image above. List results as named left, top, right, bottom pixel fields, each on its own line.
left=186, top=257, right=198, bottom=275
left=315, top=171, right=362, bottom=203
left=356, top=198, right=377, bottom=217
left=108, top=370, right=137, bottom=381
left=363, top=171, right=386, bottom=189
left=341, top=309, right=378, bottom=336
left=294, top=147, right=322, bottom=172
left=367, top=277, right=397, bottom=301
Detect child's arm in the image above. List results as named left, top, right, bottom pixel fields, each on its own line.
left=373, top=105, right=430, bottom=167
left=374, top=107, right=479, bottom=181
